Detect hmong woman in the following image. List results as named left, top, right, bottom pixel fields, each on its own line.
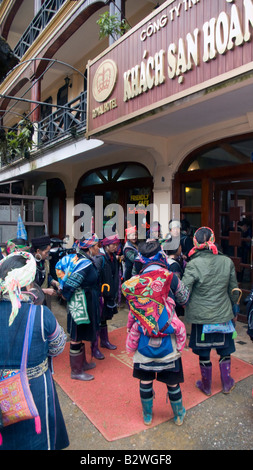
left=56, top=234, right=100, bottom=381
left=123, top=226, right=139, bottom=281
left=92, top=234, right=120, bottom=358
left=122, top=240, right=189, bottom=426
left=182, top=227, right=239, bottom=395
left=30, top=235, right=59, bottom=306
left=0, top=252, right=69, bottom=450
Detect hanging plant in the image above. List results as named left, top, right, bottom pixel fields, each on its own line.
left=0, top=118, right=34, bottom=166
left=96, top=11, right=129, bottom=41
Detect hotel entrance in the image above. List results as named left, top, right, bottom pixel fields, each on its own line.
left=174, top=134, right=253, bottom=319
left=75, top=162, right=153, bottom=238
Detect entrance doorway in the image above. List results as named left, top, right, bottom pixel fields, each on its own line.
left=214, top=180, right=253, bottom=316
left=174, top=134, right=253, bottom=320
left=75, top=162, right=153, bottom=238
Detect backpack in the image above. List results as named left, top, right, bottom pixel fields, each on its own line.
left=137, top=305, right=175, bottom=358
left=122, top=267, right=175, bottom=337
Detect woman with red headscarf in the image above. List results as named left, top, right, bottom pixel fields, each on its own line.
left=182, top=227, right=240, bottom=396
left=92, top=234, right=120, bottom=357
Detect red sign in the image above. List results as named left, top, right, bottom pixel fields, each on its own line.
left=87, top=0, right=253, bottom=136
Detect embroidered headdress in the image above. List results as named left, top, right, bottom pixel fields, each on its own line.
left=188, top=227, right=218, bottom=257
left=124, top=225, right=137, bottom=242
left=78, top=233, right=99, bottom=249
left=137, top=240, right=167, bottom=265
left=0, top=251, right=36, bottom=326
left=101, top=234, right=120, bottom=246
left=6, top=238, right=31, bottom=255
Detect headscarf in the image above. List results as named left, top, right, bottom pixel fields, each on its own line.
left=101, top=234, right=120, bottom=247
left=124, top=225, right=137, bottom=242
left=0, top=251, right=36, bottom=326
left=78, top=233, right=99, bottom=250
left=56, top=254, right=91, bottom=290
left=188, top=227, right=218, bottom=257
left=6, top=238, right=31, bottom=255
left=137, top=240, right=167, bottom=265
left=169, top=220, right=181, bottom=230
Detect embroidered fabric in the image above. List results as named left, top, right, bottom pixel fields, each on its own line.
left=48, top=324, right=67, bottom=357
left=1, top=358, right=48, bottom=381
left=201, top=320, right=237, bottom=341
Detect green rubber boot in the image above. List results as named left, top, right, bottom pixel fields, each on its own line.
left=140, top=396, right=153, bottom=425
left=170, top=399, right=186, bottom=426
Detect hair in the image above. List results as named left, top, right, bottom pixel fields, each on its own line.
left=0, top=255, right=27, bottom=280
left=30, top=244, right=49, bottom=255
left=181, top=219, right=190, bottom=232
left=195, top=227, right=212, bottom=244
left=164, top=247, right=180, bottom=256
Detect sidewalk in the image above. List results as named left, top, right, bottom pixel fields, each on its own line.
left=52, top=299, right=253, bottom=451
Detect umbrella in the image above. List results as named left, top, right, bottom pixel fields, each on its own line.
left=17, top=213, right=27, bottom=240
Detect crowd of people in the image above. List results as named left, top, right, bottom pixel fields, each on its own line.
left=0, top=218, right=251, bottom=449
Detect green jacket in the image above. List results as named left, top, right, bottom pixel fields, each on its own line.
left=182, top=250, right=238, bottom=324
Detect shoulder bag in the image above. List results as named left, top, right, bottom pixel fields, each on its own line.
left=0, top=304, right=41, bottom=445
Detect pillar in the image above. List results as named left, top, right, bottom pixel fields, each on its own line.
left=30, top=79, right=41, bottom=123
left=153, top=165, right=178, bottom=238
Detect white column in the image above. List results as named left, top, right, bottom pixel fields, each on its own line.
left=152, top=165, right=178, bottom=238
left=65, top=196, right=75, bottom=247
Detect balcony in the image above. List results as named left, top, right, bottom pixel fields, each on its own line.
left=0, top=91, right=87, bottom=169
left=13, top=0, right=66, bottom=59
left=37, top=91, right=87, bottom=145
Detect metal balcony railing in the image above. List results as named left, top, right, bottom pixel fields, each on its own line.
left=13, top=0, right=66, bottom=58
left=37, top=91, right=87, bottom=144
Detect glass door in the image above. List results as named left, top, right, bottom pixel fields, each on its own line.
left=215, top=180, right=253, bottom=319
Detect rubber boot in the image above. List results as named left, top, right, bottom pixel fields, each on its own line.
left=219, top=359, right=235, bottom=394
left=140, top=396, right=153, bottom=425
left=82, top=344, right=96, bottom=371
left=196, top=364, right=212, bottom=396
left=70, top=348, right=94, bottom=381
left=91, top=332, right=105, bottom=360
left=100, top=325, right=117, bottom=350
left=170, top=399, right=186, bottom=426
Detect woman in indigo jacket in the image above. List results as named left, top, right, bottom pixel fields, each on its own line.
left=56, top=234, right=101, bottom=381
left=92, top=234, right=120, bottom=357
left=0, top=252, right=68, bottom=450
left=182, top=227, right=239, bottom=396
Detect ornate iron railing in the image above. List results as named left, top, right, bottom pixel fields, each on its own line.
left=37, top=91, right=87, bottom=144
left=13, top=0, right=66, bottom=58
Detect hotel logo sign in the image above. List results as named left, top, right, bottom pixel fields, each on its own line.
left=92, top=59, right=118, bottom=118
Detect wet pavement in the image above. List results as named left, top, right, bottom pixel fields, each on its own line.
left=51, top=298, right=253, bottom=451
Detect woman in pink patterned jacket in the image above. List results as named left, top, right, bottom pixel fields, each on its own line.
left=122, top=240, right=189, bottom=427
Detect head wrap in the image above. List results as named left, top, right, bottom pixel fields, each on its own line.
left=78, top=233, right=99, bottom=249
left=6, top=238, right=31, bottom=255
left=101, top=234, right=120, bottom=247
left=31, top=235, right=51, bottom=249
left=139, top=240, right=160, bottom=258
left=125, top=225, right=137, bottom=242
left=188, top=227, right=218, bottom=257
left=169, top=220, right=181, bottom=230
left=0, top=251, right=36, bottom=326
left=137, top=240, right=167, bottom=265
